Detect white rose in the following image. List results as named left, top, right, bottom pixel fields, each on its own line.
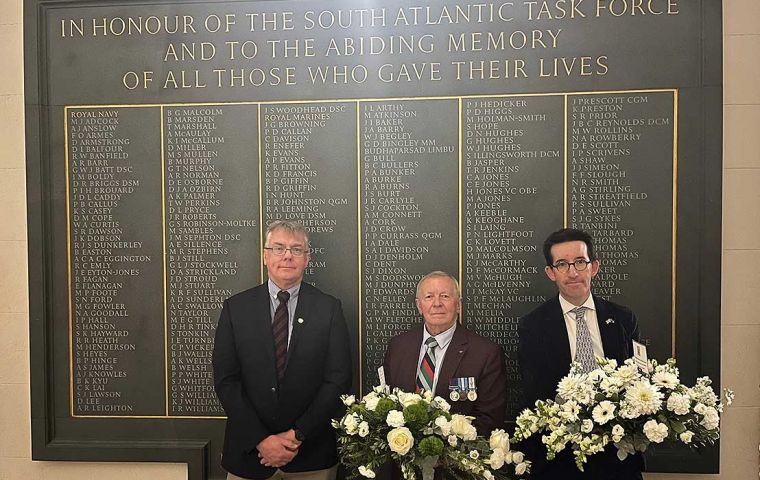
left=364, top=395, right=380, bottom=411
left=387, top=427, right=414, bottom=455
left=515, top=462, right=528, bottom=475
left=434, top=416, right=451, bottom=436
left=358, top=465, right=376, bottom=478
left=343, top=414, right=359, bottom=434
left=343, top=394, right=356, bottom=406
left=386, top=410, right=405, bottom=428
left=611, top=424, right=625, bottom=443
left=483, top=470, right=494, bottom=480
left=679, top=431, right=694, bottom=444
left=450, top=414, right=476, bottom=439
left=511, top=451, right=525, bottom=464
left=489, top=429, right=510, bottom=451
left=581, top=419, right=594, bottom=433
left=358, top=421, right=370, bottom=438
left=488, top=449, right=505, bottom=469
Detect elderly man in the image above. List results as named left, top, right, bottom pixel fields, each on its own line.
left=519, top=228, right=643, bottom=480
left=383, top=271, right=507, bottom=435
left=213, top=220, right=352, bottom=480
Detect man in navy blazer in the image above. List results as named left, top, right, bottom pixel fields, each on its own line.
left=519, top=228, right=643, bottom=480
left=383, top=271, right=507, bottom=436
left=213, top=220, right=352, bottom=480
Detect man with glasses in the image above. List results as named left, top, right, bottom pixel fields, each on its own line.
left=213, top=220, right=352, bottom=480
left=518, top=227, right=643, bottom=480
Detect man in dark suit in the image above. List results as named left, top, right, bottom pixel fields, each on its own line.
left=383, top=271, right=507, bottom=436
left=213, top=220, right=352, bottom=480
left=519, top=228, right=643, bottom=480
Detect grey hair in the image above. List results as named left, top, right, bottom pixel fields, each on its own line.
left=415, top=271, right=461, bottom=299
left=265, top=220, right=310, bottom=247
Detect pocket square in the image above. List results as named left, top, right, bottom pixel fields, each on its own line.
left=606, top=318, right=615, bottom=324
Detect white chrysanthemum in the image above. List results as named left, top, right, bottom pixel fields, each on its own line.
left=615, top=363, right=640, bottom=383
left=611, top=424, right=625, bottom=443
left=358, top=421, right=369, bottom=437
left=679, top=431, right=694, bottom=444
left=652, top=371, right=679, bottom=389
left=642, top=419, right=668, bottom=443
left=557, top=375, right=583, bottom=399
left=358, top=465, right=376, bottom=478
left=591, top=401, right=616, bottom=425
left=624, top=381, right=663, bottom=415
left=489, top=429, right=510, bottom=451
left=386, top=410, right=405, bottom=428
left=600, top=375, right=624, bottom=395
left=666, top=392, right=691, bottom=415
left=488, top=448, right=505, bottom=469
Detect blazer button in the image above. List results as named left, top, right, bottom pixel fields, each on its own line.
left=271, top=387, right=276, bottom=393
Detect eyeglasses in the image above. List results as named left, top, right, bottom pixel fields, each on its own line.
left=264, top=246, right=309, bottom=257
left=551, top=259, right=592, bottom=273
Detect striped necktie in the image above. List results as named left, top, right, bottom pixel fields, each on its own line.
left=573, top=306, right=596, bottom=373
left=416, top=336, right=439, bottom=393
left=272, top=290, right=290, bottom=381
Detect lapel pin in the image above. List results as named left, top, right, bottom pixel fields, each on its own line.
left=297, top=318, right=304, bottom=324
left=606, top=318, right=615, bottom=325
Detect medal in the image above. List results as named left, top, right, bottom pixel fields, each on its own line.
left=449, top=390, right=460, bottom=401
left=467, top=390, right=478, bottom=401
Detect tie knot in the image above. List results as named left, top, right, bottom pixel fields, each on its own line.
left=572, top=306, right=587, bottom=319
left=425, top=336, right=439, bottom=349
left=277, top=290, right=290, bottom=303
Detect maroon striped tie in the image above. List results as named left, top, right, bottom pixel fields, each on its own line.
left=272, top=290, right=290, bottom=381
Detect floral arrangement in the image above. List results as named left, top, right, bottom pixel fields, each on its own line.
left=512, top=357, right=734, bottom=471
left=333, top=386, right=531, bottom=480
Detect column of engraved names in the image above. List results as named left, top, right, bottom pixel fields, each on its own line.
left=568, top=92, right=674, bottom=356
left=462, top=96, right=563, bottom=418
left=261, top=103, right=358, bottom=298
left=68, top=107, right=164, bottom=415
left=361, top=100, right=458, bottom=390
left=165, top=105, right=259, bottom=416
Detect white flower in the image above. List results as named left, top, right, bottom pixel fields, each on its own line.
left=489, top=429, right=510, bottom=451
left=450, top=414, right=477, bottom=440
left=666, top=392, right=691, bottom=415
left=386, top=410, right=405, bottom=428
left=342, top=394, right=356, bottom=406
left=652, top=371, right=679, bottom=389
left=515, top=462, right=528, bottom=475
left=469, top=450, right=479, bottom=460
left=488, top=449, right=505, bottom=469
left=512, top=451, right=525, bottom=463
left=560, top=400, right=581, bottom=422
left=679, top=431, right=694, bottom=444
left=624, top=381, right=663, bottom=415
left=343, top=414, right=359, bottom=435
left=483, top=470, right=495, bottom=480
left=700, top=407, right=720, bottom=430
left=358, top=465, right=376, bottom=478
left=447, top=435, right=458, bottom=447
left=433, top=396, right=451, bottom=412
left=643, top=419, right=668, bottom=443
left=397, top=392, right=423, bottom=408
left=358, top=421, right=369, bottom=438
left=615, top=363, right=640, bottom=383
left=434, top=416, right=451, bottom=436
left=581, top=419, right=594, bottom=433
left=364, top=394, right=380, bottom=411
left=611, top=424, right=625, bottom=443
left=591, top=401, right=616, bottom=425
left=557, top=375, right=583, bottom=400
left=387, top=427, right=414, bottom=455
left=693, top=402, right=707, bottom=415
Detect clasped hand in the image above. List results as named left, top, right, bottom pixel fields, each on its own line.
left=257, top=430, right=301, bottom=468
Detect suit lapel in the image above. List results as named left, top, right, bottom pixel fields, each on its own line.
left=435, top=326, right=468, bottom=398
left=595, top=296, right=623, bottom=362
left=548, top=296, right=573, bottom=368
left=288, top=283, right=311, bottom=359
left=249, top=284, right=275, bottom=364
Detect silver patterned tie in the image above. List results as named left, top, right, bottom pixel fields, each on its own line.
left=573, top=307, right=596, bottom=373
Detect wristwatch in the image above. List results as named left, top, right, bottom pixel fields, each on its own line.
left=294, top=428, right=305, bottom=442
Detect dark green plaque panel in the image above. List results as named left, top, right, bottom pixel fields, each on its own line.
left=26, top=1, right=722, bottom=478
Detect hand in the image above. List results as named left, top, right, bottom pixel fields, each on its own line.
left=256, top=434, right=299, bottom=468
left=276, top=429, right=302, bottom=447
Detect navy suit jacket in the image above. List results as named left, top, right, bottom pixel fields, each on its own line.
left=518, top=295, right=643, bottom=480
left=212, top=282, right=352, bottom=479
left=383, top=325, right=507, bottom=436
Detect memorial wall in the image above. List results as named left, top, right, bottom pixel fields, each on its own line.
left=26, top=1, right=722, bottom=478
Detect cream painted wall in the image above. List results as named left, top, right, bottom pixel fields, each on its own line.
left=1, top=1, right=758, bottom=478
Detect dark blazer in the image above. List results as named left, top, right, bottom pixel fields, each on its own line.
left=518, top=294, right=643, bottom=480
left=383, top=325, right=507, bottom=436
left=212, top=282, right=352, bottom=480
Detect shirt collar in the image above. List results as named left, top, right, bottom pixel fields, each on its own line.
left=422, top=322, right=457, bottom=349
left=558, top=293, right=596, bottom=316
left=268, top=279, right=301, bottom=300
